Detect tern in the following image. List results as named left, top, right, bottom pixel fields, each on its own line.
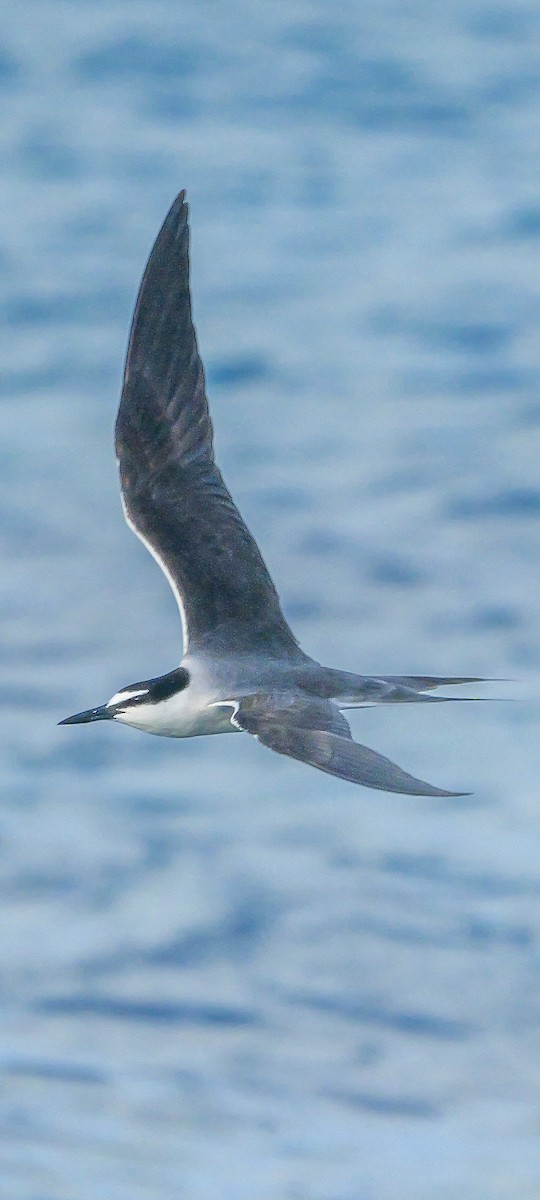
left=60, top=190, right=482, bottom=796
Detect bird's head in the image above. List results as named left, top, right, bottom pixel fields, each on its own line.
left=59, top=667, right=190, bottom=730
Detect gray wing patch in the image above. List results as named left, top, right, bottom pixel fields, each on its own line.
left=117, top=190, right=212, bottom=471
left=234, top=694, right=467, bottom=797
left=235, top=693, right=353, bottom=738
left=115, top=191, right=301, bottom=658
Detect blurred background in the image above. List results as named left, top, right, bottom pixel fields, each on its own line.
left=1, top=1, right=540, bottom=1197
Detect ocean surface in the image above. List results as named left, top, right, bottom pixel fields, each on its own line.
left=1, top=2, right=540, bottom=1197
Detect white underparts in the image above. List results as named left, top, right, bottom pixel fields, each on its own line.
left=111, top=689, right=241, bottom=739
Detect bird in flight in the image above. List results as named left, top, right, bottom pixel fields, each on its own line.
left=60, top=191, right=481, bottom=796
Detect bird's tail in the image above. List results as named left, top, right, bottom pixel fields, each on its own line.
left=302, top=669, right=486, bottom=707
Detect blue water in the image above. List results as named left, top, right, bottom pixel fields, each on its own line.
left=1, top=2, right=540, bottom=1197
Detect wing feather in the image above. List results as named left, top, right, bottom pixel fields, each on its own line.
left=234, top=693, right=467, bottom=797
left=115, top=192, right=300, bottom=657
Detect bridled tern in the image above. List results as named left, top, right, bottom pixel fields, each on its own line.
left=60, top=190, right=482, bottom=796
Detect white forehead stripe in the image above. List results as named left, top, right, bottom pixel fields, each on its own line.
left=108, top=688, right=149, bottom=706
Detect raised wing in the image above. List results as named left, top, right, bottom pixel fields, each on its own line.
left=234, top=693, right=467, bottom=796
left=115, top=191, right=300, bottom=658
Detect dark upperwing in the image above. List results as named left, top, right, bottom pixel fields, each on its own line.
left=115, top=191, right=302, bottom=658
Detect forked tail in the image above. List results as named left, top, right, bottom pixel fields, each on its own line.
left=296, top=667, right=486, bottom=707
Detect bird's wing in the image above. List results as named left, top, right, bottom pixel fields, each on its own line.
left=233, top=693, right=466, bottom=796
left=115, top=191, right=300, bottom=658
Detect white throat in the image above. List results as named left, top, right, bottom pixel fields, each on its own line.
left=111, top=688, right=238, bottom=739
